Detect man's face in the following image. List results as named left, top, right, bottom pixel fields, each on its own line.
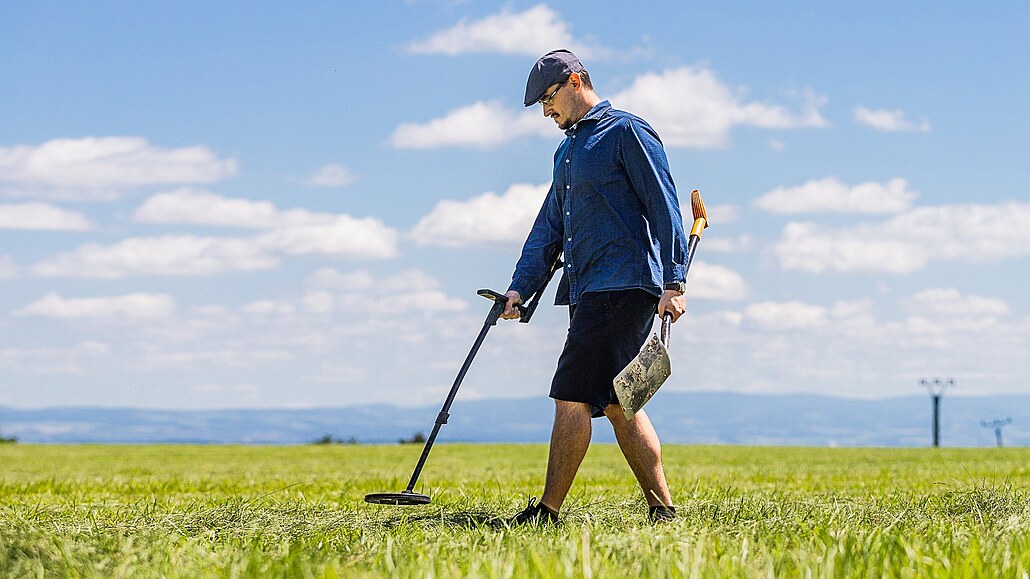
left=539, top=78, right=575, bottom=130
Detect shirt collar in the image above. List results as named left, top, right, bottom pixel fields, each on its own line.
left=565, top=100, right=611, bottom=136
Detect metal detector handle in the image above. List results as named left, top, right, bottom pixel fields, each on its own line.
left=516, top=254, right=563, bottom=324
left=477, top=289, right=518, bottom=325
left=477, top=254, right=562, bottom=324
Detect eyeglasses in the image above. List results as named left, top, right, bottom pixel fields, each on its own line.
left=537, top=78, right=567, bottom=106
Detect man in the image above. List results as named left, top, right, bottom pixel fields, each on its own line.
left=503, top=49, right=688, bottom=524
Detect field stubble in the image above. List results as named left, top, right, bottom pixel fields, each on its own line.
left=1, top=444, right=1028, bottom=577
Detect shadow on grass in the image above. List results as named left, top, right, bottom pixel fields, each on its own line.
left=377, top=509, right=511, bottom=530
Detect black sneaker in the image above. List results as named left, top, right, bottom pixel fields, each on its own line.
left=510, top=497, right=559, bottom=525
left=649, top=505, right=677, bottom=523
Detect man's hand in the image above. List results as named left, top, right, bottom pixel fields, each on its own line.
left=501, top=290, right=523, bottom=320
left=657, top=290, right=686, bottom=322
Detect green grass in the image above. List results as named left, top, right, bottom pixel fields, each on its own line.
left=2, top=444, right=1028, bottom=577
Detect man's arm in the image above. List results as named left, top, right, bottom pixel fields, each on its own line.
left=622, top=119, right=689, bottom=321
left=504, top=185, right=563, bottom=319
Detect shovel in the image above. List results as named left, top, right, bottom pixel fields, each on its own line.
left=613, top=189, right=709, bottom=420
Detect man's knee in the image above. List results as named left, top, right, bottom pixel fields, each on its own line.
left=602, top=403, right=623, bottom=421
left=554, top=400, right=592, bottom=418
left=604, top=404, right=652, bottom=431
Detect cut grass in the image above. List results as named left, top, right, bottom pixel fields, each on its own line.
left=1, top=444, right=1028, bottom=577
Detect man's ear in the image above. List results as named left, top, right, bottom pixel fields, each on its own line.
left=568, top=72, right=582, bottom=91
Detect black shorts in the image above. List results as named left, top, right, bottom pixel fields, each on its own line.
left=550, top=289, right=659, bottom=417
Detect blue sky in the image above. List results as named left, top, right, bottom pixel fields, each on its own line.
left=1, top=1, right=1028, bottom=409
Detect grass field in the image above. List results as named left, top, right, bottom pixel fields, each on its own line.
left=1, top=443, right=1028, bottom=577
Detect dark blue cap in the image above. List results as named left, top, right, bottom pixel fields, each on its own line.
left=524, top=49, right=585, bottom=107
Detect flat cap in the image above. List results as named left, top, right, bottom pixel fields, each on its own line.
left=524, top=49, right=584, bottom=107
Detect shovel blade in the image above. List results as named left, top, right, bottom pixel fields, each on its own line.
left=613, top=333, right=671, bottom=420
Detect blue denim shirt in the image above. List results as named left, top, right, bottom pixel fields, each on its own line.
left=509, top=100, right=688, bottom=306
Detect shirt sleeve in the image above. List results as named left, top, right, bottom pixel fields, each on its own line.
left=620, top=119, right=688, bottom=284
left=508, top=184, right=564, bottom=300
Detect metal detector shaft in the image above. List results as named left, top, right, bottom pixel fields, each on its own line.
left=402, top=295, right=507, bottom=493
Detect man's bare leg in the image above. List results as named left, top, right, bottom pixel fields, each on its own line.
left=604, top=404, right=673, bottom=507
left=539, top=400, right=593, bottom=512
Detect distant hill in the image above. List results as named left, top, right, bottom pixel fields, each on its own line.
left=0, top=392, right=1026, bottom=446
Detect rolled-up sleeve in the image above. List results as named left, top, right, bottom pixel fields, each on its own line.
left=508, top=184, right=563, bottom=299
left=621, top=120, right=687, bottom=284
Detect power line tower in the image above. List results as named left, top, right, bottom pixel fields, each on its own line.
left=981, top=418, right=1012, bottom=448
left=920, top=378, right=953, bottom=448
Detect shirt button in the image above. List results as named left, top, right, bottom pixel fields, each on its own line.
left=566, top=211, right=570, bottom=215
left=567, top=237, right=572, bottom=242
left=565, top=159, right=570, bottom=163
left=566, top=185, right=570, bottom=189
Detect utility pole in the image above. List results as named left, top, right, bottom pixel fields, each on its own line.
left=981, top=418, right=1012, bottom=448
left=920, top=378, right=953, bottom=448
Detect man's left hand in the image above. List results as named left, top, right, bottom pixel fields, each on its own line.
left=657, top=290, right=686, bottom=322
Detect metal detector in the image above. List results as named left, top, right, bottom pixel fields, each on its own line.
left=364, top=256, right=562, bottom=506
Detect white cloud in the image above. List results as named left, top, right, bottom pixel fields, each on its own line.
left=899, top=289, right=1014, bottom=346
left=133, top=189, right=283, bottom=228
left=775, top=221, right=926, bottom=274
left=854, top=106, right=931, bottom=132
left=0, top=202, right=95, bottom=230
left=688, top=261, right=749, bottom=300
left=390, top=101, right=553, bottom=149
left=0, top=341, right=111, bottom=374
left=393, top=66, right=827, bottom=150
left=134, top=189, right=385, bottom=231
left=773, top=201, right=1030, bottom=273
left=15, top=292, right=176, bottom=321
left=138, top=349, right=295, bottom=370
left=677, top=288, right=1028, bottom=399
left=304, top=164, right=356, bottom=187
left=612, top=67, right=829, bottom=148
left=131, top=189, right=400, bottom=264
left=407, top=4, right=601, bottom=58
left=754, top=177, right=918, bottom=215
left=411, top=183, right=549, bottom=246
left=34, top=219, right=399, bottom=277
left=241, top=299, right=296, bottom=317
left=704, top=203, right=740, bottom=224
left=256, top=216, right=399, bottom=259
left=307, top=362, right=369, bottom=385
left=903, top=288, right=1010, bottom=317
left=191, top=383, right=261, bottom=394
left=304, top=268, right=376, bottom=291
left=744, top=300, right=829, bottom=330
left=702, top=234, right=753, bottom=253
left=304, top=267, right=468, bottom=314
left=31, top=235, right=280, bottom=278
left=0, top=137, right=237, bottom=200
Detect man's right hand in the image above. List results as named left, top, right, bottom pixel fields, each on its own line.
left=501, top=290, right=523, bottom=320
